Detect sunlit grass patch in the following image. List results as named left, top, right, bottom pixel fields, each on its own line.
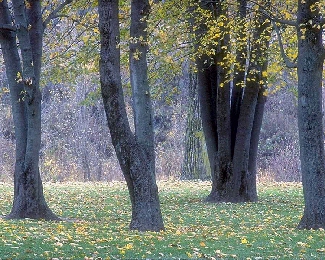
left=0, top=181, right=324, bottom=259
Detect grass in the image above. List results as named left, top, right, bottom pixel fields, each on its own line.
left=0, top=181, right=324, bottom=259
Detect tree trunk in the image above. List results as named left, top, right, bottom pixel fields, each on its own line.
left=98, top=0, right=164, bottom=232
left=0, top=0, right=58, bottom=220
left=230, top=6, right=271, bottom=202
left=296, top=0, right=325, bottom=229
left=181, top=68, right=209, bottom=180
left=231, top=0, right=246, bottom=158
left=195, top=2, right=270, bottom=203
left=248, top=14, right=271, bottom=194
left=197, top=57, right=218, bottom=189
left=231, top=70, right=259, bottom=202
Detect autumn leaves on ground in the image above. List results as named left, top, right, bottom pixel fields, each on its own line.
left=0, top=181, right=324, bottom=260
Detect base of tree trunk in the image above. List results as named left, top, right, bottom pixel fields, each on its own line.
left=6, top=201, right=60, bottom=221
left=204, top=188, right=258, bottom=203
left=129, top=199, right=165, bottom=232
left=129, top=217, right=164, bottom=232
left=130, top=210, right=165, bottom=232
left=297, top=213, right=325, bottom=230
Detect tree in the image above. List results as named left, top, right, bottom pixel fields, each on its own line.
left=98, top=0, right=164, bottom=231
left=181, top=66, right=210, bottom=180
left=194, top=0, right=271, bottom=202
left=296, top=0, right=325, bottom=229
left=0, top=0, right=72, bottom=220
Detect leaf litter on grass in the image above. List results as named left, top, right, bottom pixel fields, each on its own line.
left=0, top=181, right=324, bottom=259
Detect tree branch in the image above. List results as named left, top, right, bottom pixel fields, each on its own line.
left=247, top=0, right=297, bottom=27
left=43, top=0, right=73, bottom=28
left=272, top=20, right=297, bottom=68
left=0, top=24, right=16, bottom=32
left=321, top=17, right=325, bottom=26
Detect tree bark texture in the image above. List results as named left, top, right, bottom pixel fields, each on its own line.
left=297, top=0, right=325, bottom=229
left=0, top=0, right=58, bottom=220
left=98, top=0, right=164, bottom=232
left=181, top=69, right=210, bottom=180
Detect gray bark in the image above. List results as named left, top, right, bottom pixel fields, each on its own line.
left=0, top=0, right=58, bottom=220
left=98, top=0, right=164, bottom=231
left=181, top=70, right=209, bottom=180
left=297, top=0, right=325, bottom=229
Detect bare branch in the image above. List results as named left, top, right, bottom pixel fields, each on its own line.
left=272, top=20, right=297, bottom=68
left=43, top=0, right=73, bottom=28
left=0, top=24, right=16, bottom=32
left=247, top=0, right=297, bottom=27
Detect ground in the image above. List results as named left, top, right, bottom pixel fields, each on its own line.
left=0, top=181, right=324, bottom=259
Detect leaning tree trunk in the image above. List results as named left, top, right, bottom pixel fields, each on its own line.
left=0, top=0, right=58, bottom=220
left=297, top=0, right=325, bottom=229
left=98, top=0, right=164, bottom=232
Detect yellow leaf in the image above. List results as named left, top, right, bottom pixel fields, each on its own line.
left=200, top=241, right=206, bottom=247
left=125, top=243, right=133, bottom=250
left=241, top=238, right=248, bottom=244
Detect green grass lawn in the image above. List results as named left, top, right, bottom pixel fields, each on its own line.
left=0, top=181, right=324, bottom=259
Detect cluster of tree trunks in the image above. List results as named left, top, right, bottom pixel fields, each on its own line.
left=195, top=0, right=271, bottom=203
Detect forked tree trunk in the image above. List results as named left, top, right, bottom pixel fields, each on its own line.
left=297, top=0, right=325, bottom=229
left=98, top=0, right=164, bottom=232
left=0, top=0, right=58, bottom=220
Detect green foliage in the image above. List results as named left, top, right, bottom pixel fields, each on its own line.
left=0, top=182, right=324, bottom=259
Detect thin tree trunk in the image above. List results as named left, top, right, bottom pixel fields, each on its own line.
left=231, top=72, right=259, bottom=202
left=197, top=57, right=218, bottom=189
left=182, top=68, right=209, bottom=180
left=297, top=0, right=325, bottom=229
left=231, top=0, right=246, bottom=158
left=248, top=16, right=271, bottom=196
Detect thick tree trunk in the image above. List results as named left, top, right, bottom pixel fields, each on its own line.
left=195, top=2, right=270, bottom=203
left=297, top=0, right=325, bottom=229
left=99, top=0, right=164, bottom=231
left=0, top=0, right=58, bottom=220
